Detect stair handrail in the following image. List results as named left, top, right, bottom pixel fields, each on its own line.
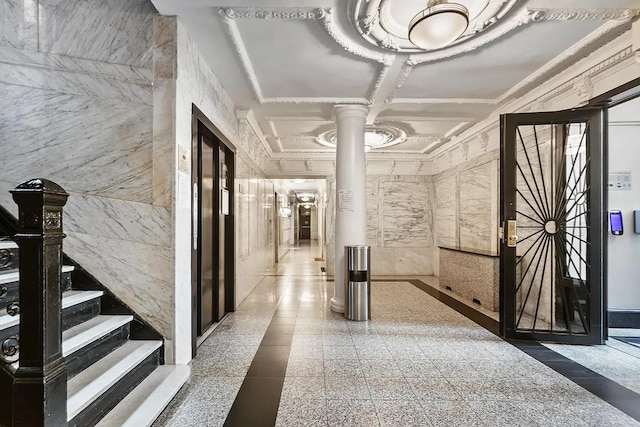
left=6, top=178, right=69, bottom=426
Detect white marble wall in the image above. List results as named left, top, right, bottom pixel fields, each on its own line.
left=0, top=1, right=176, bottom=345
left=235, top=150, right=276, bottom=305
left=172, top=19, right=275, bottom=363
left=434, top=153, right=499, bottom=255
left=327, top=175, right=435, bottom=276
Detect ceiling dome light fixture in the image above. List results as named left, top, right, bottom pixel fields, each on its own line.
left=408, top=0, right=469, bottom=50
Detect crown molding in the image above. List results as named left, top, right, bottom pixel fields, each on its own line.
left=431, top=30, right=637, bottom=164
left=527, top=8, right=638, bottom=21
left=497, top=18, right=636, bottom=103
left=237, top=108, right=273, bottom=157
left=218, top=9, right=264, bottom=103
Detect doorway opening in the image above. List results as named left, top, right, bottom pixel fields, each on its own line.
left=191, top=106, right=235, bottom=354
left=498, top=77, right=640, bottom=344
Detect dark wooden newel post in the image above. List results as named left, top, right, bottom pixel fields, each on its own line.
left=11, top=179, right=69, bottom=426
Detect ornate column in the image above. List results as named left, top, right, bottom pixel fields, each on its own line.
left=331, top=105, right=368, bottom=313
left=11, top=179, right=69, bottom=426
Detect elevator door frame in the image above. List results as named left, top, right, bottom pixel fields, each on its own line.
left=191, top=105, right=236, bottom=358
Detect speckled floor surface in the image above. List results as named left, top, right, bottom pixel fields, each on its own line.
left=153, top=242, right=640, bottom=427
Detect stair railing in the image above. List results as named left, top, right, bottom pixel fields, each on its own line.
left=2, top=179, right=69, bottom=426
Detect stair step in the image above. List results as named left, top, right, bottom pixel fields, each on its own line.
left=63, top=314, right=133, bottom=357
left=0, top=264, right=74, bottom=285
left=67, top=340, right=162, bottom=422
left=0, top=290, right=104, bottom=332
left=96, top=365, right=190, bottom=427
left=0, top=241, right=17, bottom=250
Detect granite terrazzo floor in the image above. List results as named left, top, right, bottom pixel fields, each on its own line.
left=153, top=242, right=640, bottom=426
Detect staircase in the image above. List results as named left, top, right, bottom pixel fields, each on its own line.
left=0, top=180, right=189, bottom=426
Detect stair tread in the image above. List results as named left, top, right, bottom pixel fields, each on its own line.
left=62, top=314, right=133, bottom=357
left=0, top=264, right=74, bottom=284
left=96, top=365, right=190, bottom=427
left=0, top=241, right=17, bottom=250
left=67, top=340, right=162, bottom=421
left=0, top=289, right=104, bottom=331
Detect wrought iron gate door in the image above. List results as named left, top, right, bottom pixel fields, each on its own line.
left=500, top=109, right=605, bottom=344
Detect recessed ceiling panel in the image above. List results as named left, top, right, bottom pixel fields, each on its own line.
left=400, top=119, right=466, bottom=135
left=238, top=19, right=378, bottom=98
left=398, top=20, right=604, bottom=99
left=270, top=119, right=333, bottom=136
left=277, top=136, right=332, bottom=151
left=379, top=103, right=492, bottom=118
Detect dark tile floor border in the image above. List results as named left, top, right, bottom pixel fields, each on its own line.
left=223, top=308, right=297, bottom=427
left=403, top=279, right=640, bottom=423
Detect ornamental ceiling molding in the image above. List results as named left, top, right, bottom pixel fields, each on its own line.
left=497, top=16, right=638, bottom=103
left=218, top=9, right=264, bottom=103
left=409, top=7, right=639, bottom=65
left=218, top=7, right=382, bottom=106
left=321, top=7, right=394, bottom=66
left=352, top=0, right=517, bottom=54
left=381, top=6, right=639, bottom=104
left=237, top=108, right=273, bottom=157
left=315, top=124, right=407, bottom=150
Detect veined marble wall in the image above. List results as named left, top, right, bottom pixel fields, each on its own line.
left=434, top=152, right=499, bottom=256
left=172, top=18, right=275, bottom=363
left=0, top=1, right=176, bottom=344
left=326, top=175, right=435, bottom=276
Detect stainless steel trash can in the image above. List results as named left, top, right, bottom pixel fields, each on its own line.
left=344, top=245, right=371, bottom=321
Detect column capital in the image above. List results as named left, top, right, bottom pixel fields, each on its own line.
left=334, top=104, right=369, bottom=119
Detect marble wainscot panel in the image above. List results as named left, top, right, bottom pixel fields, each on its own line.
left=382, top=179, right=433, bottom=248
left=459, top=161, right=495, bottom=252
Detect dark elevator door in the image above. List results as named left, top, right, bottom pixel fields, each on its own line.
left=198, top=136, right=215, bottom=333
left=197, top=133, right=228, bottom=335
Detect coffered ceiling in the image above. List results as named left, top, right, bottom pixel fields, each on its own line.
left=151, top=0, right=640, bottom=159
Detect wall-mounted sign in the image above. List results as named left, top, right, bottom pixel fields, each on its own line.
left=608, top=171, right=632, bottom=191
left=221, top=188, right=230, bottom=215
left=338, top=190, right=354, bottom=212
left=178, top=145, right=189, bottom=174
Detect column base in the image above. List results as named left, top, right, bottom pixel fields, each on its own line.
left=330, top=297, right=344, bottom=314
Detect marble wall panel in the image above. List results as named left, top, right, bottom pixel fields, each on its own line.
left=0, top=0, right=24, bottom=49
left=435, top=174, right=457, bottom=248
left=325, top=175, right=435, bottom=276
left=383, top=180, right=433, bottom=248
left=0, top=83, right=153, bottom=203
left=65, top=232, right=173, bottom=337
left=459, top=162, right=493, bottom=251
left=64, top=193, right=171, bottom=247
left=0, top=61, right=152, bottom=105
left=39, top=0, right=154, bottom=68
left=366, top=180, right=379, bottom=246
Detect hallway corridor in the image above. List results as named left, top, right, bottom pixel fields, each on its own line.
left=154, top=243, right=640, bottom=426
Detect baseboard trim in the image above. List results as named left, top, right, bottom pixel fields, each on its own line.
left=608, top=310, right=640, bottom=329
